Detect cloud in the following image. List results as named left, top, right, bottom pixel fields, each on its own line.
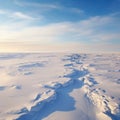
left=73, top=14, right=120, bottom=42
left=14, top=0, right=61, bottom=10
left=0, top=21, right=77, bottom=43
left=0, top=14, right=119, bottom=42
left=0, top=8, right=41, bottom=21
left=0, top=13, right=119, bottom=52
left=14, top=0, right=84, bottom=15
left=11, top=12, right=35, bottom=20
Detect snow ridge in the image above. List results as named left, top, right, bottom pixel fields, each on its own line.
left=80, top=54, right=120, bottom=120
left=0, top=53, right=119, bottom=120
left=16, top=54, right=88, bottom=120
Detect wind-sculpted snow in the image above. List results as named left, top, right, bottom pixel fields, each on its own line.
left=0, top=53, right=120, bottom=120
left=81, top=54, right=120, bottom=120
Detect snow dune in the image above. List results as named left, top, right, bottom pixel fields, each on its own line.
left=0, top=53, right=120, bottom=120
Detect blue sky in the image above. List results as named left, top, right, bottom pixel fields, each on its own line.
left=0, top=0, right=120, bottom=52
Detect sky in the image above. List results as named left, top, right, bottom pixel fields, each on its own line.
left=0, top=0, right=120, bottom=53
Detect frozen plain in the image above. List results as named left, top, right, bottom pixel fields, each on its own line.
left=0, top=53, right=120, bottom=120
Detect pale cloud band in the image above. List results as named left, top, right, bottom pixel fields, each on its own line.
left=0, top=13, right=119, bottom=43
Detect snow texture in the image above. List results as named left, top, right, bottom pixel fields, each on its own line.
left=0, top=53, right=120, bottom=120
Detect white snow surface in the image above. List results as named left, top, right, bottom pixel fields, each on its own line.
left=0, top=53, right=120, bottom=120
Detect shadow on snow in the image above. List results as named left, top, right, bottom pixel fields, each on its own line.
left=17, top=69, right=87, bottom=120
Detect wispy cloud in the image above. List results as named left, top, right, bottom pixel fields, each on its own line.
left=14, top=0, right=84, bottom=15
left=0, top=13, right=119, bottom=42
left=11, top=12, right=35, bottom=20
left=24, top=3, right=60, bottom=10
left=0, top=13, right=119, bottom=52
left=14, top=0, right=61, bottom=10
left=0, top=8, right=41, bottom=21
